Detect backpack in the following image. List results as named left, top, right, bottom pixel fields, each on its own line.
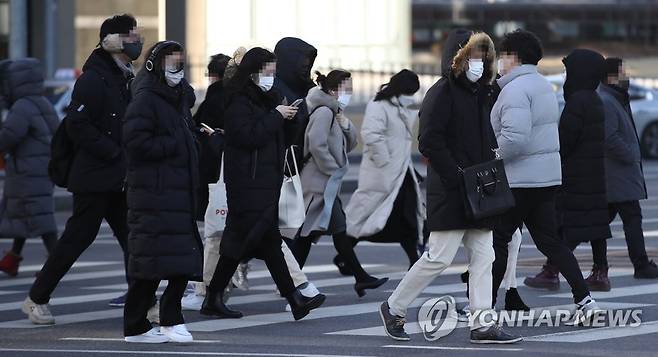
left=48, top=116, right=76, bottom=188
left=299, top=105, right=336, bottom=169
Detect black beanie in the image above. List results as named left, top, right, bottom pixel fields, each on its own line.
left=99, top=14, right=137, bottom=42
left=603, top=57, right=623, bottom=82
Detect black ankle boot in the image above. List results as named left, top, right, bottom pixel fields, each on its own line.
left=504, top=288, right=530, bottom=311
left=354, top=276, right=389, bottom=298
left=333, top=255, right=353, bottom=276
left=200, top=287, right=243, bottom=318
left=286, top=288, right=326, bottom=321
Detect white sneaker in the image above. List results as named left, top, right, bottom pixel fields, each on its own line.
left=125, top=327, right=169, bottom=343
left=161, top=324, right=193, bottom=343
left=568, top=296, right=604, bottom=326
left=147, top=302, right=160, bottom=324
left=181, top=293, right=204, bottom=311
left=299, top=282, right=321, bottom=298
left=285, top=304, right=292, bottom=312
left=21, top=297, right=55, bottom=325
left=232, top=263, right=250, bottom=290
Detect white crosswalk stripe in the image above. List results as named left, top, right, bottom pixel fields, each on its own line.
left=1, top=257, right=658, bottom=346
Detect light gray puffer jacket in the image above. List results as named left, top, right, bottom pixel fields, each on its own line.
left=490, top=64, right=562, bottom=188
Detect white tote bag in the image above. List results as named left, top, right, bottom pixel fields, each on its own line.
left=279, top=147, right=306, bottom=229
left=204, top=155, right=228, bottom=238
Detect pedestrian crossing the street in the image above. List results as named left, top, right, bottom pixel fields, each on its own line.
left=1, top=259, right=658, bottom=346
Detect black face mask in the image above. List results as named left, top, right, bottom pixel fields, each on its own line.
left=123, top=41, right=143, bottom=61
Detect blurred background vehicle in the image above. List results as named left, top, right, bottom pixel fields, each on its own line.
left=547, top=74, right=658, bottom=159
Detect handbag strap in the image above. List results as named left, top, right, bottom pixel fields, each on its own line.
left=283, top=146, right=300, bottom=177
left=218, top=152, right=225, bottom=184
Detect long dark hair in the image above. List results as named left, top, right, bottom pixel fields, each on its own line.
left=374, top=69, right=420, bottom=102
left=225, top=47, right=279, bottom=108
left=315, top=70, right=351, bottom=94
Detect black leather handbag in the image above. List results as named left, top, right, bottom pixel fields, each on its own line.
left=460, top=159, right=515, bottom=220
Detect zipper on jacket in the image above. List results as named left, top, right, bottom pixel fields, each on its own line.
left=251, top=150, right=258, bottom=179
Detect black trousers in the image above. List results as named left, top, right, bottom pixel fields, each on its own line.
left=493, top=187, right=589, bottom=304
left=124, top=277, right=188, bottom=336
left=548, top=200, right=649, bottom=269
left=29, top=192, right=129, bottom=304
left=208, top=232, right=296, bottom=298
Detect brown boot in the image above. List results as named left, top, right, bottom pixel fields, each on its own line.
left=523, top=264, right=560, bottom=290
left=585, top=264, right=611, bottom=292
left=0, top=251, right=22, bottom=277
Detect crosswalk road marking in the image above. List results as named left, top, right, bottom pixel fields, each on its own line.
left=15, top=261, right=121, bottom=274
left=525, top=320, right=658, bottom=342
left=326, top=302, right=649, bottom=337
left=0, top=270, right=126, bottom=288
left=543, top=282, right=658, bottom=299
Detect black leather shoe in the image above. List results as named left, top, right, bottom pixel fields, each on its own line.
left=286, top=288, right=326, bottom=321
left=200, top=287, right=243, bottom=319
left=354, top=277, right=389, bottom=297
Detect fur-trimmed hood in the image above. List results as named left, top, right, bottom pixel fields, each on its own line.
left=442, top=30, right=496, bottom=85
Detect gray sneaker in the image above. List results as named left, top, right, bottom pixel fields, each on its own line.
left=470, top=324, right=523, bottom=344
left=22, top=297, right=55, bottom=325
left=379, top=301, right=410, bottom=341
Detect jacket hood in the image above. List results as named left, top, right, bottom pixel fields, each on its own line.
left=2, top=58, right=44, bottom=103
left=562, top=49, right=605, bottom=99
left=306, top=86, right=339, bottom=113
left=274, top=37, right=317, bottom=95
left=82, top=48, right=124, bottom=78
left=497, top=64, right=538, bottom=89
left=442, top=29, right=496, bottom=84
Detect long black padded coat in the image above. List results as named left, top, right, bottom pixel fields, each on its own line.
left=122, top=73, right=203, bottom=281
left=558, top=49, right=612, bottom=243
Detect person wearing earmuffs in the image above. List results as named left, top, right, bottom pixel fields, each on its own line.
left=22, top=14, right=144, bottom=326
left=121, top=40, right=203, bottom=343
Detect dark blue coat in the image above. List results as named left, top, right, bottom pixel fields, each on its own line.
left=0, top=58, right=59, bottom=238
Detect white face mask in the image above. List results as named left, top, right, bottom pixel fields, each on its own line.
left=398, top=94, right=415, bottom=107
left=337, top=93, right=351, bottom=109
left=466, top=59, right=484, bottom=83
left=165, top=70, right=184, bottom=87
left=257, top=75, right=274, bottom=92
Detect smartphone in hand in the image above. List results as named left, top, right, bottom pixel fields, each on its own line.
left=290, top=98, right=304, bottom=108
left=200, top=123, right=217, bottom=134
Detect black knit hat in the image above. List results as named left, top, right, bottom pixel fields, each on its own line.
left=99, top=14, right=137, bottom=42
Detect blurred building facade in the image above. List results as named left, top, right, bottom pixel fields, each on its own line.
left=412, top=0, right=658, bottom=55
left=3, top=0, right=658, bottom=89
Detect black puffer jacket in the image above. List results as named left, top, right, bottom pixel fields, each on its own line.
left=123, top=73, right=203, bottom=281
left=419, top=29, right=498, bottom=232
left=0, top=58, right=59, bottom=238
left=220, top=83, right=299, bottom=260
left=273, top=37, right=317, bottom=165
left=558, top=49, right=611, bottom=243
left=65, top=48, right=130, bottom=193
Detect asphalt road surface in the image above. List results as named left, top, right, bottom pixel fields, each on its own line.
left=3, top=162, right=658, bottom=357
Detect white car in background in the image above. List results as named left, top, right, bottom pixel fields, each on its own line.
left=546, top=74, right=658, bottom=159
